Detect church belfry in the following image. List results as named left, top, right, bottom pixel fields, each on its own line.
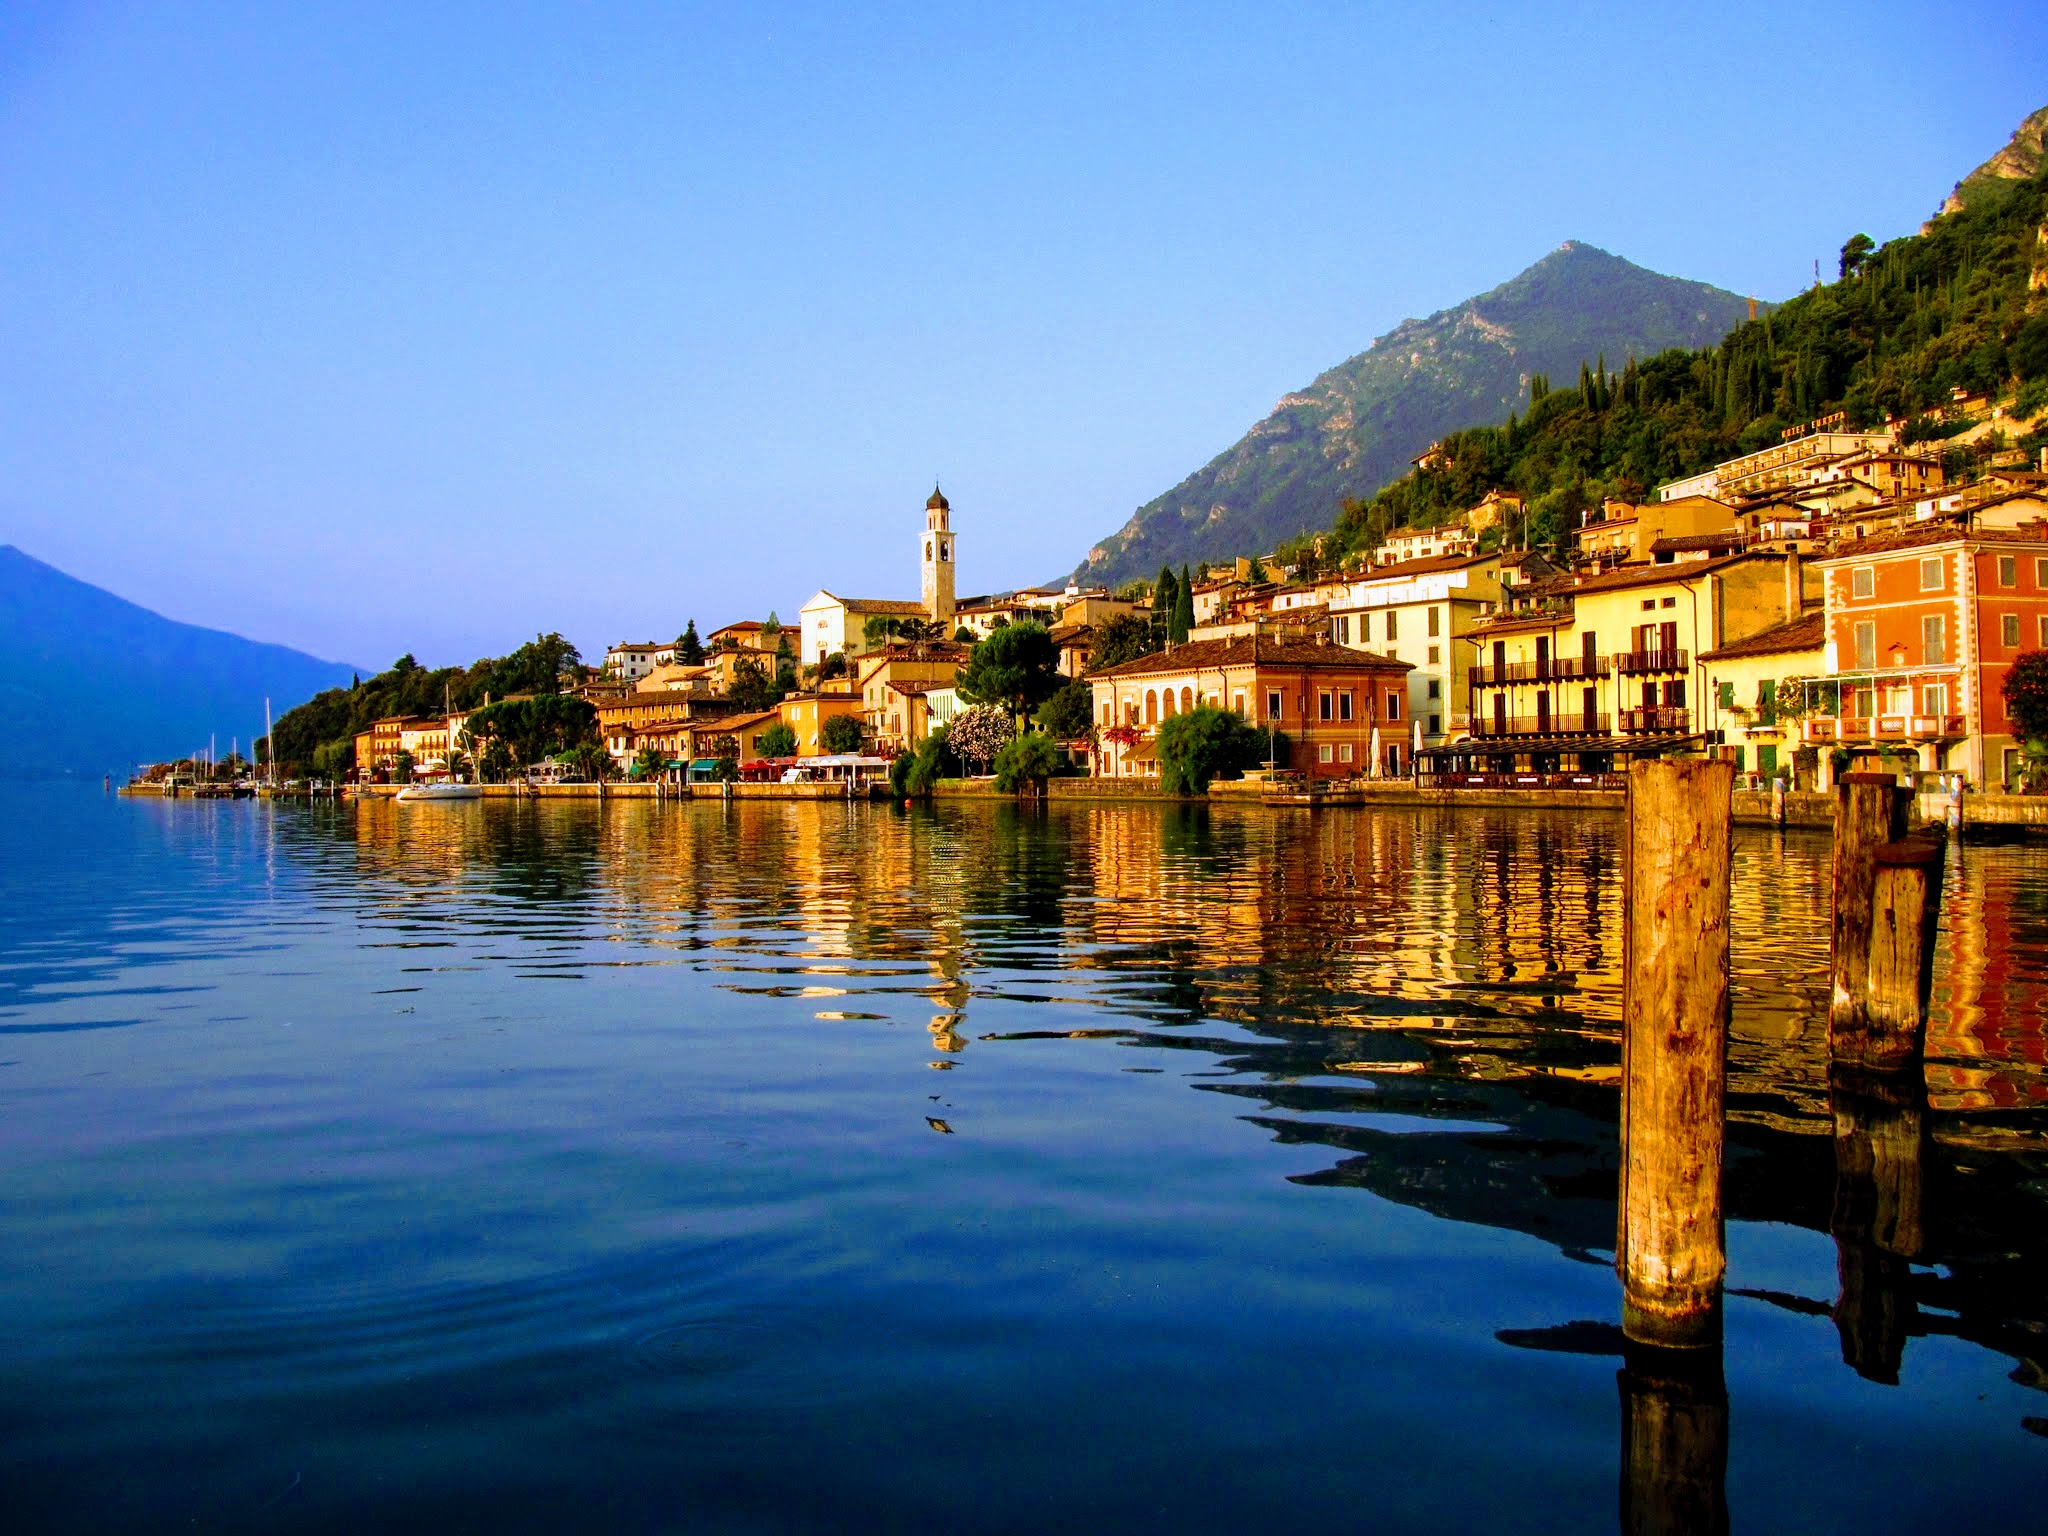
left=921, top=483, right=956, bottom=624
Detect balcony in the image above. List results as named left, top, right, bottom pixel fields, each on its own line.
left=1472, top=711, right=1610, bottom=738
left=1620, top=707, right=1692, bottom=734
left=1614, top=648, right=1690, bottom=676
left=1467, top=656, right=1611, bottom=688
left=1825, top=714, right=1968, bottom=743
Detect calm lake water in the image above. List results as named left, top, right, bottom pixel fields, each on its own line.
left=2, top=784, right=2043, bottom=1532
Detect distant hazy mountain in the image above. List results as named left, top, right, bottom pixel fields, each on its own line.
left=0, top=544, right=361, bottom=779
left=1069, top=243, right=1756, bottom=587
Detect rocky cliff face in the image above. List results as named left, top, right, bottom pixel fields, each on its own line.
left=1068, top=243, right=1754, bottom=589
left=1943, top=104, right=2048, bottom=215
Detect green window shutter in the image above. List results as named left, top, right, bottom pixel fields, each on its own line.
left=1759, top=744, right=1778, bottom=777
left=1717, top=681, right=1734, bottom=709
left=1758, top=679, right=1776, bottom=726
left=1732, top=746, right=1746, bottom=771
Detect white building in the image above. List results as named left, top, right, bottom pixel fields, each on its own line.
left=603, top=641, right=663, bottom=682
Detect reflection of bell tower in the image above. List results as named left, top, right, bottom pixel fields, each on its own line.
left=921, top=484, right=956, bottom=625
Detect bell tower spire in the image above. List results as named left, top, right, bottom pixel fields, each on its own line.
left=921, top=483, right=955, bottom=624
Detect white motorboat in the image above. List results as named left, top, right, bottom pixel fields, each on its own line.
left=395, top=780, right=482, bottom=802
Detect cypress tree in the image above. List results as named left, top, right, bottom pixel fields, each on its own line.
left=1154, top=565, right=1178, bottom=640
left=1172, top=566, right=1195, bottom=644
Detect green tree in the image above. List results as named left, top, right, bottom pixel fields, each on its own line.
left=956, top=621, right=1061, bottom=724
left=820, top=713, right=867, bottom=754
left=463, top=694, right=599, bottom=766
left=952, top=625, right=976, bottom=645
left=728, top=655, right=783, bottom=712
left=392, top=749, right=415, bottom=784
left=1171, top=567, right=1195, bottom=643
left=994, top=731, right=1060, bottom=794
left=1246, top=555, right=1270, bottom=583
left=902, top=725, right=960, bottom=794
left=1088, top=612, right=1157, bottom=672
left=1155, top=704, right=1272, bottom=793
left=632, top=744, right=668, bottom=780
left=674, top=621, right=706, bottom=665
left=2003, top=650, right=2048, bottom=743
left=757, top=721, right=798, bottom=758
left=1154, top=565, right=1179, bottom=639
left=1838, top=233, right=1875, bottom=279
left=477, top=738, right=514, bottom=784
left=1034, top=678, right=1095, bottom=743
left=562, top=742, right=612, bottom=781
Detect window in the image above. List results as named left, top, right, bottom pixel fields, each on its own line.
left=1641, top=599, right=1656, bottom=612
left=1924, top=615, right=1946, bottom=665
left=1267, top=689, right=1282, bottom=721
left=1233, top=691, right=1245, bottom=716
left=1757, top=679, right=1776, bottom=726
left=1385, top=611, right=1399, bottom=641
left=1318, top=690, right=1333, bottom=721
left=2003, top=613, right=2021, bottom=648
left=1386, top=692, right=1403, bottom=722
left=1338, top=691, right=1354, bottom=722
left=1426, top=680, right=1440, bottom=699
left=1339, top=743, right=1353, bottom=763
left=1921, top=684, right=1947, bottom=717
left=2037, top=557, right=2048, bottom=589
left=1427, top=645, right=1441, bottom=665
left=1428, top=714, right=1441, bottom=734
left=1920, top=556, right=1943, bottom=591
left=2040, top=616, right=2048, bottom=648
left=1318, top=743, right=1334, bottom=764
left=1999, top=555, right=2018, bottom=588
left=1333, top=616, right=1350, bottom=645
left=1854, top=620, right=1876, bottom=671
left=1428, top=607, right=1441, bottom=637
left=1662, top=596, right=1677, bottom=609
left=1359, top=613, right=1371, bottom=642
left=1851, top=566, right=1874, bottom=598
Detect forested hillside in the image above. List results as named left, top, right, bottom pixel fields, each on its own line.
left=267, top=634, right=585, bottom=775
left=1330, top=157, right=2048, bottom=560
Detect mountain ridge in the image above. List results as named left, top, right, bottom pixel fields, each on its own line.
left=0, top=543, right=362, bottom=778
left=1067, top=243, right=1758, bottom=587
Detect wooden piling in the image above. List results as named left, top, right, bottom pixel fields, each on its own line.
left=1831, top=831, right=1945, bottom=1072
left=1829, top=773, right=1908, bottom=1052
left=1618, top=757, right=1733, bottom=1350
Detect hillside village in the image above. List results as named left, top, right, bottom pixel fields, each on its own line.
left=330, top=391, right=2048, bottom=799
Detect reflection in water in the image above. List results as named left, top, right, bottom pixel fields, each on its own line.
left=322, top=797, right=2048, bottom=1374
left=1619, top=1344, right=1729, bottom=1536
left=4, top=791, right=2047, bottom=1531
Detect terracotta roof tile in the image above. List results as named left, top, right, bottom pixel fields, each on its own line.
left=1699, top=611, right=1824, bottom=662
left=1090, top=635, right=1410, bottom=680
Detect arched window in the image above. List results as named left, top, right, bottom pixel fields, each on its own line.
left=1181, top=687, right=1194, bottom=713
left=1162, top=691, right=1176, bottom=719
left=1145, top=690, right=1158, bottom=724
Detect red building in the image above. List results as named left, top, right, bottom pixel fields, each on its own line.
left=1089, top=636, right=1414, bottom=779
left=1808, top=525, right=2048, bottom=786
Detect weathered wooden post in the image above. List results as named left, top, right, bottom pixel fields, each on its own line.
left=1619, top=757, right=1734, bottom=1350
left=1618, top=1342, right=1728, bottom=1536
left=1771, top=775, right=1786, bottom=827
left=1832, top=827, right=1945, bottom=1072
left=1828, top=773, right=1907, bottom=1053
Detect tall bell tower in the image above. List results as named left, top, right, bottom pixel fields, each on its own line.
left=921, top=483, right=956, bottom=625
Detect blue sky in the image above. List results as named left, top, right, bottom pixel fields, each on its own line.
left=2, top=2, right=2043, bottom=669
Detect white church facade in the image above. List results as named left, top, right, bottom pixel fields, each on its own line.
left=798, top=485, right=961, bottom=666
